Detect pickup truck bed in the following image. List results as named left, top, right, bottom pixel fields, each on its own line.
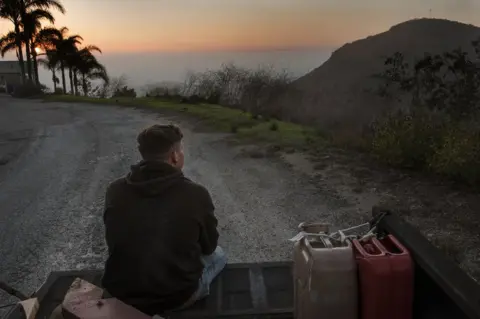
left=4, top=212, right=480, bottom=319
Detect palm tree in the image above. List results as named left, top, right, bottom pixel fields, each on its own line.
left=0, top=0, right=26, bottom=83
left=35, top=26, right=81, bottom=94
left=1, top=0, right=65, bottom=82
left=68, top=45, right=102, bottom=95
left=65, top=44, right=79, bottom=94
left=22, top=9, right=55, bottom=84
left=37, top=48, right=59, bottom=92
left=83, top=67, right=109, bottom=96
left=73, top=46, right=109, bottom=96
left=50, top=27, right=82, bottom=94
left=21, top=0, right=65, bottom=81
left=32, top=26, right=60, bottom=85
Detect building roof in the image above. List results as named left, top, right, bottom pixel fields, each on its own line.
left=0, top=61, right=22, bottom=74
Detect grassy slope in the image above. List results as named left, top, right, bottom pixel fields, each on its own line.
left=44, top=95, right=322, bottom=151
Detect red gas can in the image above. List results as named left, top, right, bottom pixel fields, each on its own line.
left=377, top=235, right=414, bottom=319
left=353, top=238, right=392, bottom=319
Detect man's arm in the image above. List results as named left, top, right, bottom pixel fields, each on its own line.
left=103, top=184, right=114, bottom=224
left=198, top=188, right=219, bottom=256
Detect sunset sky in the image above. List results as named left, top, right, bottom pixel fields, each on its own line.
left=1, top=0, right=479, bottom=53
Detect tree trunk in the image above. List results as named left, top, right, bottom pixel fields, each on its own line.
left=82, top=73, right=88, bottom=96
left=73, top=70, right=79, bottom=95
left=52, top=70, right=57, bottom=92
left=14, top=23, right=26, bottom=84
left=24, top=36, right=33, bottom=81
left=30, top=41, right=39, bottom=84
left=68, top=67, right=74, bottom=94
left=19, top=0, right=33, bottom=82
left=60, top=61, right=66, bottom=94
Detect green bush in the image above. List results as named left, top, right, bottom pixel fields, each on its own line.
left=250, top=114, right=263, bottom=120
left=429, top=124, right=480, bottom=185
left=269, top=121, right=279, bottom=131
left=371, top=108, right=480, bottom=186
left=370, top=109, right=447, bottom=169
left=113, top=86, right=137, bottom=98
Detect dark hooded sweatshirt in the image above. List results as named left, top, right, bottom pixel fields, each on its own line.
left=102, top=160, right=219, bottom=315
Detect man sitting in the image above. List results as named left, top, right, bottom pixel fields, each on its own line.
left=102, top=124, right=227, bottom=315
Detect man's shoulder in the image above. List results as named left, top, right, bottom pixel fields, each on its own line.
left=180, top=177, right=211, bottom=198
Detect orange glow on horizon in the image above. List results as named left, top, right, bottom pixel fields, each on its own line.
left=99, top=42, right=331, bottom=54
left=1, top=0, right=479, bottom=55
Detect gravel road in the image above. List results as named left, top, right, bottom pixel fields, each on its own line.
left=0, top=95, right=357, bottom=301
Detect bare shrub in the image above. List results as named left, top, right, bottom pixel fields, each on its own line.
left=144, top=81, right=183, bottom=100
left=239, top=65, right=293, bottom=116
left=179, top=63, right=293, bottom=115
left=93, top=74, right=129, bottom=98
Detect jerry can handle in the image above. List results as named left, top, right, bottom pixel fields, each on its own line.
left=298, top=222, right=330, bottom=233
left=300, top=236, right=313, bottom=262
left=321, top=237, right=334, bottom=249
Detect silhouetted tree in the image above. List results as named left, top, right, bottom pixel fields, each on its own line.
left=375, top=39, right=480, bottom=120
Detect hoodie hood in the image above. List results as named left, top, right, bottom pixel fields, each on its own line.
left=126, top=160, right=184, bottom=196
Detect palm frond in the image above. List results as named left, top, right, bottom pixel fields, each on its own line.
left=0, top=30, right=17, bottom=45
left=0, top=41, right=17, bottom=57
left=37, top=26, right=62, bottom=37
left=0, top=30, right=22, bottom=57
left=82, top=45, right=102, bottom=54
left=26, top=8, right=55, bottom=25
left=88, top=69, right=109, bottom=84
left=26, top=0, right=66, bottom=14
left=0, top=0, right=21, bottom=22
left=58, top=26, right=69, bottom=36
left=67, top=34, right=83, bottom=43
left=35, top=26, right=61, bottom=48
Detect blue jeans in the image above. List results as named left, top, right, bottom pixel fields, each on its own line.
left=176, top=246, right=227, bottom=310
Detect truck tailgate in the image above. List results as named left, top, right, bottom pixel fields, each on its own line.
left=18, top=262, right=294, bottom=319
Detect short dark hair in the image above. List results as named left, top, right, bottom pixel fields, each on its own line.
left=137, top=124, right=183, bottom=160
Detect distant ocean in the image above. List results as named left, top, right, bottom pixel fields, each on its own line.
left=33, top=48, right=334, bottom=93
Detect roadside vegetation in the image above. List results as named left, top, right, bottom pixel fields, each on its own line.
left=0, top=0, right=108, bottom=97
left=45, top=65, right=320, bottom=153
left=371, top=39, right=480, bottom=186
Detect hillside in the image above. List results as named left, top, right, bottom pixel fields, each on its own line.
left=269, top=18, right=480, bottom=131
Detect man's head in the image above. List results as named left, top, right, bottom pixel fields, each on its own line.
left=137, top=124, right=184, bottom=169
